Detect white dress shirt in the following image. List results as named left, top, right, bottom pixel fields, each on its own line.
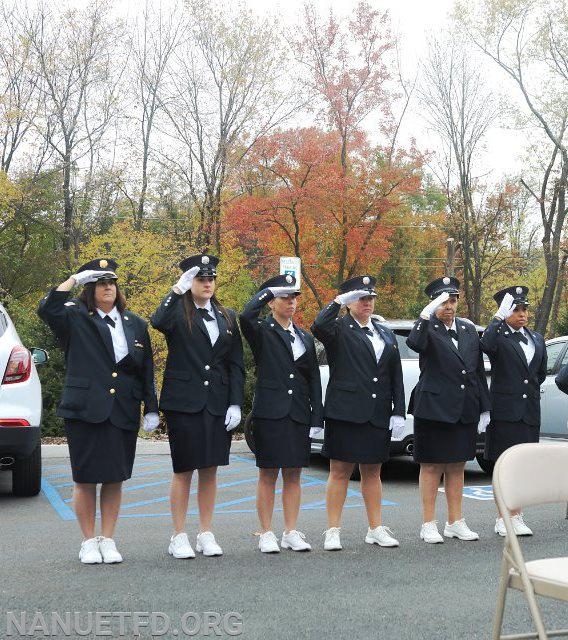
left=357, top=320, right=385, bottom=362
left=446, top=319, right=458, bottom=349
left=195, top=301, right=219, bottom=346
left=284, top=323, right=306, bottom=361
left=97, top=307, right=128, bottom=363
left=506, top=324, right=535, bottom=364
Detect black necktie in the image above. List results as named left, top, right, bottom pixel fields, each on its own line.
left=362, top=327, right=373, bottom=337
left=103, top=315, right=115, bottom=328
left=513, top=331, right=528, bottom=345
left=447, top=328, right=458, bottom=341
left=196, top=308, right=214, bottom=322
left=285, top=329, right=295, bottom=343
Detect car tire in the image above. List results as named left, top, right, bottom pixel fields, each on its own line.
left=350, top=464, right=361, bottom=481
left=12, top=442, right=42, bottom=497
left=244, top=412, right=256, bottom=454
left=475, top=454, right=494, bottom=476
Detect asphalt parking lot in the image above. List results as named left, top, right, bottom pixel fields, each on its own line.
left=2, top=442, right=567, bottom=639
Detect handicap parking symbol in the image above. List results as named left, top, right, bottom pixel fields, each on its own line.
left=438, top=485, right=494, bottom=501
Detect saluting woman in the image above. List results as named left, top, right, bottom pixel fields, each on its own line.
left=151, top=255, right=245, bottom=559
left=406, top=276, right=490, bottom=544
left=311, top=275, right=405, bottom=551
left=480, top=286, right=547, bottom=537
left=240, top=274, right=322, bottom=553
left=38, top=259, right=159, bottom=565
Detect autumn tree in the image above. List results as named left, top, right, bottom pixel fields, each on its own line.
left=456, top=0, right=568, bottom=334
left=25, top=0, right=123, bottom=260
left=228, top=127, right=423, bottom=319
left=161, top=0, right=294, bottom=254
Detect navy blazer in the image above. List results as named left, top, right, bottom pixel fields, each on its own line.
left=480, top=318, right=547, bottom=426
left=406, top=315, right=490, bottom=424
left=38, top=289, right=158, bottom=431
left=151, top=291, right=245, bottom=415
left=311, top=301, right=405, bottom=428
left=240, top=289, right=322, bottom=427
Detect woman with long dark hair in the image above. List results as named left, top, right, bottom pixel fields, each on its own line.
left=151, top=255, right=245, bottom=559
left=38, top=259, right=159, bottom=564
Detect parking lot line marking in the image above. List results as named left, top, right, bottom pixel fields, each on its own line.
left=438, top=485, right=494, bottom=500
left=41, top=479, right=76, bottom=521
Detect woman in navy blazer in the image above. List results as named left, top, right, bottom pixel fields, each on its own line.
left=38, top=258, right=158, bottom=565
left=240, top=274, right=322, bottom=553
left=312, top=275, right=405, bottom=552
left=151, top=254, right=245, bottom=559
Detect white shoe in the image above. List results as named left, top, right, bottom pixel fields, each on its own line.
left=281, top=530, right=312, bottom=552
left=258, top=531, right=280, bottom=553
left=365, top=525, right=399, bottom=547
left=79, top=537, right=103, bottom=564
left=196, top=531, right=223, bottom=556
left=511, top=513, right=533, bottom=536
left=495, top=517, right=507, bottom=537
left=444, top=518, right=479, bottom=541
left=323, top=527, right=342, bottom=551
left=168, top=532, right=195, bottom=559
left=98, top=537, right=123, bottom=564
left=420, top=521, right=444, bottom=544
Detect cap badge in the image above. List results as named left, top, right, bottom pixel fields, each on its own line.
left=285, top=274, right=293, bottom=283
left=363, top=276, right=370, bottom=285
left=99, top=259, right=108, bottom=268
left=516, top=287, right=523, bottom=294
left=443, top=276, right=450, bottom=285
left=201, top=256, right=209, bottom=264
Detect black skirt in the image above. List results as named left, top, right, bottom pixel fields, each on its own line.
left=484, top=420, right=539, bottom=461
left=254, top=417, right=310, bottom=468
left=65, top=419, right=138, bottom=484
left=322, top=418, right=391, bottom=464
left=413, top=417, right=477, bottom=463
left=165, top=409, right=231, bottom=472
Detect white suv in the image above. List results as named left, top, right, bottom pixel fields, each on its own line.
left=0, top=303, right=47, bottom=496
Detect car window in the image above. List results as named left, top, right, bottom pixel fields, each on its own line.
left=393, top=331, right=417, bottom=359
left=546, top=341, right=567, bottom=375
left=0, top=310, right=7, bottom=338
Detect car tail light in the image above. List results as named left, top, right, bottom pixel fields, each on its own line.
left=0, top=419, right=30, bottom=426
left=2, top=345, right=32, bottom=384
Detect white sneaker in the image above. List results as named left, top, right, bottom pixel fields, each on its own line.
left=511, top=513, right=533, bottom=536
left=495, top=517, right=507, bottom=537
left=196, top=531, right=223, bottom=556
left=444, top=518, right=479, bottom=541
left=365, top=525, right=399, bottom=547
left=168, top=532, right=195, bottom=559
left=259, top=531, right=280, bottom=553
left=323, top=527, right=342, bottom=551
left=420, top=521, right=444, bottom=544
left=281, top=530, right=312, bottom=552
left=79, top=537, right=102, bottom=564
left=98, top=537, right=123, bottom=564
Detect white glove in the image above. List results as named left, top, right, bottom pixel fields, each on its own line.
left=309, top=427, right=324, bottom=438
left=225, top=405, right=241, bottom=431
left=335, top=289, right=373, bottom=305
left=477, top=411, right=490, bottom=434
left=174, top=266, right=200, bottom=295
left=71, top=269, right=115, bottom=286
left=495, top=292, right=516, bottom=320
left=267, top=286, right=298, bottom=298
left=420, top=291, right=450, bottom=319
left=389, top=415, right=406, bottom=439
left=142, top=412, right=160, bottom=432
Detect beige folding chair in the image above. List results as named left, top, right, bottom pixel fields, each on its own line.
left=492, top=442, right=568, bottom=640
